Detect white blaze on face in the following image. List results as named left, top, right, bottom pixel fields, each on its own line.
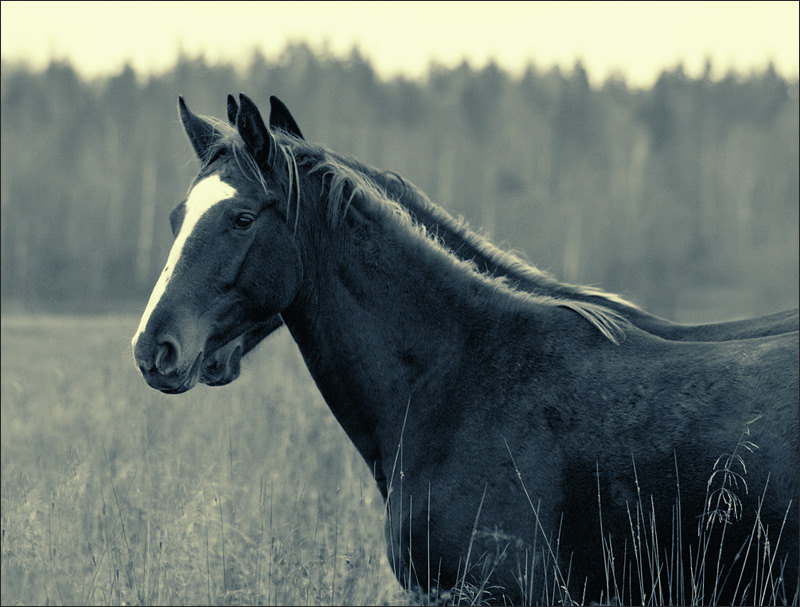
left=133, top=174, right=237, bottom=345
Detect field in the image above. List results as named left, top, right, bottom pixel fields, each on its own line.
left=1, top=314, right=404, bottom=605
left=2, top=313, right=798, bottom=606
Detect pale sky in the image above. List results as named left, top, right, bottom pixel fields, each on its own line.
left=1, top=1, right=798, bottom=87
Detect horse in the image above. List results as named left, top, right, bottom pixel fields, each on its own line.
left=133, top=94, right=799, bottom=604
left=200, top=96, right=798, bottom=388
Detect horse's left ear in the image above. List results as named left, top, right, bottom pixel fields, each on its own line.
left=178, top=97, right=221, bottom=161
left=237, top=93, right=277, bottom=168
left=226, top=94, right=238, bottom=126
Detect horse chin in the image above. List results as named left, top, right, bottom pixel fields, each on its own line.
left=200, top=344, right=243, bottom=386
left=154, top=353, right=204, bottom=394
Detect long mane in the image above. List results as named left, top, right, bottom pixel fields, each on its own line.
left=339, top=157, right=641, bottom=313
left=208, top=123, right=630, bottom=345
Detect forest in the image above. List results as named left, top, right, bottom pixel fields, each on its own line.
left=1, top=43, right=797, bottom=320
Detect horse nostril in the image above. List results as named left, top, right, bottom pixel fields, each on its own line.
left=155, top=336, right=180, bottom=375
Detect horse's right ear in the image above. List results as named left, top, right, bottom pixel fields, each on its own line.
left=269, top=96, right=304, bottom=139
left=226, top=94, right=239, bottom=126
left=178, top=97, right=221, bottom=161
left=237, top=93, right=278, bottom=168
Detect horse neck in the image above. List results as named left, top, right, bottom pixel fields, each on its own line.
left=279, top=181, right=542, bottom=464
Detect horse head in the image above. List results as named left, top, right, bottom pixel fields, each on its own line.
left=197, top=96, right=305, bottom=386
left=132, top=94, right=303, bottom=393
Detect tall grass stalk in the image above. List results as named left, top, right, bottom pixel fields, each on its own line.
left=587, top=420, right=796, bottom=607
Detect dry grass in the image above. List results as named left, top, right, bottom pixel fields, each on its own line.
left=501, top=431, right=798, bottom=606
left=1, top=313, right=404, bottom=605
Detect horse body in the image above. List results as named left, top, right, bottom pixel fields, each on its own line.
left=275, top=161, right=798, bottom=602
left=133, top=94, right=799, bottom=604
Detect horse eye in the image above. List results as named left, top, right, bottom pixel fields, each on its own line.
left=233, top=213, right=255, bottom=230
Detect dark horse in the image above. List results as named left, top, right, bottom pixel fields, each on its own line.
left=200, top=96, right=798, bottom=387
left=133, top=94, right=799, bottom=604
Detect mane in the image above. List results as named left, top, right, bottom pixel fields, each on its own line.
left=319, top=153, right=635, bottom=345
left=303, top=147, right=630, bottom=345
left=349, top=162, right=640, bottom=313
left=206, top=123, right=629, bottom=345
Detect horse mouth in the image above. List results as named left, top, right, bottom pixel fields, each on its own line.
left=150, top=353, right=204, bottom=394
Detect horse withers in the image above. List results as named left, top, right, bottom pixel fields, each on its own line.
left=133, top=94, right=799, bottom=604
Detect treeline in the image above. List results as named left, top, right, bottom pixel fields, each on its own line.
left=1, top=44, right=797, bottom=319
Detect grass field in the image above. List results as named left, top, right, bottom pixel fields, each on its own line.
left=1, top=314, right=405, bottom=605
left=2, top=314, right=797, bottom=606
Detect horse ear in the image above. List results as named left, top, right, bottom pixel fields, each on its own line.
left=269, top=96, right=304, bottom=139
left=226, top=94, right=238, bottom=126
left=237, top=93, right=277, bottom=168
left=178, top=97, right=221, bottom=161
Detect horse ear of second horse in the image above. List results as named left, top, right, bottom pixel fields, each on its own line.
left=178, top=96, right=221, bottom=161
left=226, top=94, right=238, bottom=126
left=236, top=93, right=276, bottom=168
left=269, top=96, right=304, bottom=139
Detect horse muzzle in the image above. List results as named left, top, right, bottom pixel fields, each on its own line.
left=133, top=329, right=205, bottom=394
